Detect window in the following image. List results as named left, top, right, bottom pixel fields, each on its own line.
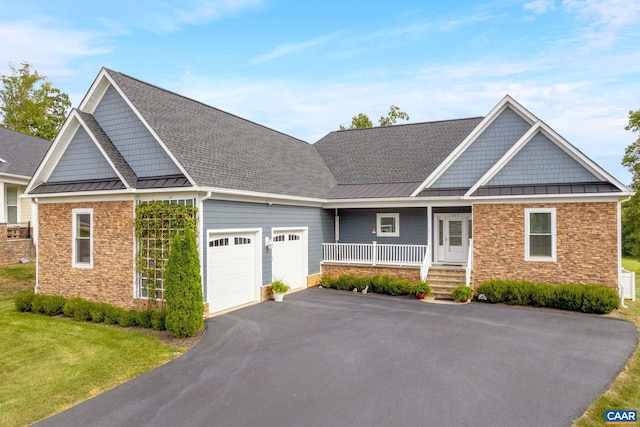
left=525, top=208, right=556, bottom=261
left=6, top=187, right=18, bottom=224
left=72, top=209, right=93, bottom=267
left=377, top=213, right=399, bottom=237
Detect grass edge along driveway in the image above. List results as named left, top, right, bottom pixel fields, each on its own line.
left=0, top=297, right=185, bottom=427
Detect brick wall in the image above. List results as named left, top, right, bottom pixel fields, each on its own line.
left=472, top=202, right=618, bottom=288
left=0, top=224, right=35, bottom=265
left=37, top=201, right=136, bottom=308
left=321, top=263, right=421, bottom=281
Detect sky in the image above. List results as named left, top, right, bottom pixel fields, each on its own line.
left=1, top=0, right=639, bottom=185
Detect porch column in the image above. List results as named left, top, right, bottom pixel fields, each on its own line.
left=0, top=182, right=5, bottom=223
left=427, top=205, right=432, bottom=262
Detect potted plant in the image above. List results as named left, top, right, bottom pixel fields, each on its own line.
left=270, top=280, right=290, bottom=302
left=414, top=281, right=432, bottom=300
left=452, top=285, right=473, bottom=303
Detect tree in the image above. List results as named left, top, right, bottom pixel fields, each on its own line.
left=164, top=230, right=204, bottom=338
left=339, top=105, right=409, bottom=130
left=621, top=108, right=640, bottom=257
left=0, top=62, right=71, bottom=140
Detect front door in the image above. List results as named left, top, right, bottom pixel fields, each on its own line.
left=435, top=214, right=471, bottom=264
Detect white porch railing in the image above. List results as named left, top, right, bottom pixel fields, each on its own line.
left=465, top=238, right=473, bottom=286
left=323, top=242, right=428, bottom=267
left=620, top=268, right=636, bottom=305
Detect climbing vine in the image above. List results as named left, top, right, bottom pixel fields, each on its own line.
left=134, top=200, right=198, bottom=304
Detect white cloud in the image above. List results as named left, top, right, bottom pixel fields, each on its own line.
left=251, top=32, right=345, bottom=64
left=523, top=0, right=557, bottom=15
left=0, top=17, right=109, bottom=77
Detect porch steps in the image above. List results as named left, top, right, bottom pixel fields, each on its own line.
left=427, top=265, right=466, bottom=299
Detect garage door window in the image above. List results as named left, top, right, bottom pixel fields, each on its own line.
left=235, top=237, right=251, bottom=245
left=210, top=238, right=229, bottom=247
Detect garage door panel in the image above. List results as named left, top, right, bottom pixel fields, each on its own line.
left=207, top=232, right=257, bottom=313
left=272, top=231, right=304, bottom=290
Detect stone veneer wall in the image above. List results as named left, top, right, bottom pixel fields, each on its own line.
left=472, top=202, right=618, bottom=288
left=321, top=264, right=421, bottom=281
left=0, top=224, right=35, bottom=265
left=37, top=201, right=136, bottom=308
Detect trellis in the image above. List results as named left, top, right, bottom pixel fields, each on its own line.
left=134, top=200, right=198, bottom=302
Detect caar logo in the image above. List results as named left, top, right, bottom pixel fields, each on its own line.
left=605, top=410, right=637, bottom=425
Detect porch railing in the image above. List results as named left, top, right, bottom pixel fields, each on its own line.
left=420, top=244, right=431, bottom=281
left=322, top=242, right=428, bottom=267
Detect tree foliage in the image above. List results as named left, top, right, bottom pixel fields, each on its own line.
left=339, top=105, right=409, bottom=130
left=622, top=108, right=640, bottom=257
left=0, top=62, right=71, bottom=140
left=164, top=230, right=204, bottom=338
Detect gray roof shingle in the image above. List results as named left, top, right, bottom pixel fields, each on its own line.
left=104, top=69, right=337, bottom=199
left=0, top=127, right=51, bottom=177
left=314, top=118, right=483, bottom=186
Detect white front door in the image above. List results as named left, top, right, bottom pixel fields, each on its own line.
left=435, top=214, right=471, bottom=264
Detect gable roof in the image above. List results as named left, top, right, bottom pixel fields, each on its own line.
left=101, top=69, right=336, bottom=199
left=0, top=127, right=50, bottom=178
left=314, top=118, right=483, bottom=198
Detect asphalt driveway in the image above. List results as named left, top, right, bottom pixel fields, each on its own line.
left=35, top=288, right=637, bottom=427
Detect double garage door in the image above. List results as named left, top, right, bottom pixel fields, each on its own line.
left=207, top=229, right=305, bottom=314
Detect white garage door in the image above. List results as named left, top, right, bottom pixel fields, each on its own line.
left=207, top=232, right=257, bottom=313
left=272, top=230, right=305, bottom=290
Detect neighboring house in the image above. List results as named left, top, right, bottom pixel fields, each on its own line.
left=0, top=127, right=50, bottom=264
left=24, top=68, right=633, bottom=314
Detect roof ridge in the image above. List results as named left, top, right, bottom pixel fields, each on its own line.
left=333, top=116, right=485, bottom=134
left=105, top=68, right=312, bottom=147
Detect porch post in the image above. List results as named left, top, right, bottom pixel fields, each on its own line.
left=372, top=240, right=377, bottom=266
left=427, top=205, right=432, bottom=263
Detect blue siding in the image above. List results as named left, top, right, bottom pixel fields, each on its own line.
left=93, top=85, right=182, bottom=177
left=49, top=126, right=117, bottom=182
left=338, top=208, right=427, bottom=245
left=202, top=200, right=334, bottom=294
left=488, top=132, right=599, bottom=185
left=432, top=107, right=531, bottom=188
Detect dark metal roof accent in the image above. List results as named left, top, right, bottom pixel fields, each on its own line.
left=30, top=178, right=126, bottom=194
left=314, top=117, right=483, bottom=185
left=103, top=69, right=336, bottom=199
left=417, top=187, right=469, bottom=197
left=328, top=182, right=422, bottom=199
left=75, top=110, right=138, bottom=187
left=136, top=174, right=191, bottom=188
left=0, top=127, right=51, bottom=177
left=472, top=182, right=622, bottom=197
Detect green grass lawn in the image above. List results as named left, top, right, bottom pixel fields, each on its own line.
left=0, top=263, right=186, bottom=427
left=572, top=258, right=640, bottom=426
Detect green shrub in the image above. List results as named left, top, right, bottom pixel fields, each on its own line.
left=136, top=309, right=154, bottom=329
left=15, top=290, right=36, bottom=312
left=151, top=309, right=167, bottom=331
left=319, top=275, right=420, bottom=297
left=102, top=304, right=120, bottom=325
left=164, top=231, right=204, bottom=338
left=62, top=298, right=84, bottom=318
left=31, top=294, right=66, bottom=316
left=477, top=280, right=619, bottom=314
left=116, top=309, right=137, bottom=327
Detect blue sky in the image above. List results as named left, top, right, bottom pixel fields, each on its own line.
left=1, top=0, right=639, bottom=184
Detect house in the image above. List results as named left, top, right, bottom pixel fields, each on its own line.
left=0, top=127, right=50, bottom=264
left=24, top=68, right=632, bottom=314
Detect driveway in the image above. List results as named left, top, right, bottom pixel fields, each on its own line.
left=35, top=288, right=637, bottom=427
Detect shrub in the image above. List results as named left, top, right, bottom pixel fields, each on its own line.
left=164, top=231, right=204, bottom=338
left=136, top=309, right=154, bottom=329
left=151, top=309, right=167, bottom=331
left=15, top=290, right=36, bottom=312
left=102, top=304, right=120, bottom=325
left=32, top=294, right=66, bottom=316
left=476, top=280, right=619, bottom=314
left=63, top=298, right=84, bottom=318
left=319, top=275, right=420, bottom=297
left=116, top=309, right=137, bottom=327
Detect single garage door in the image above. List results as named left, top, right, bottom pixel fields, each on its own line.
left=272, top=230, right=305, bottom=290
left=207, top=232, right=257, bottom=313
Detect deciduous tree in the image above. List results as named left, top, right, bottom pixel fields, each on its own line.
left=0, top=62, right=71, bottom=140
left=621, top=108, right=640, bottom=257
left=339, top=105, right=409, bottom=130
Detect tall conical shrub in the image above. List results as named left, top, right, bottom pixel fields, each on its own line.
left=164, top=230, right=204, bottom=337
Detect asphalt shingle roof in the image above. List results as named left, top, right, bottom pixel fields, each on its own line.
left=314, top=118, right=483, bottom=186
left=105, top=69, right=337, bottom=199
left=0, top=127, right=51, bottom=177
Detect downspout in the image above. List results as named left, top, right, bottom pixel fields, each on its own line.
left=32, top=197, right=39, bottom=294
left=199, top=192, right=212, bottom=307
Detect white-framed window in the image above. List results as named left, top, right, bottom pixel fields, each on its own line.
left=525, top=208, right=556, bottom=261
left=72, top=208, right=93, bottom=268
left=6, top=186, right=18, bottom=224
left=377, top=213, right=399, bottom=237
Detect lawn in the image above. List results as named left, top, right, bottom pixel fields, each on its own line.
left=0, top=263, right=186, bottom=427
left=572, top=258, right=640, bottom=426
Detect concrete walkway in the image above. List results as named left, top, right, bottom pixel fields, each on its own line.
left=35, top=288, right=637, bottom=427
